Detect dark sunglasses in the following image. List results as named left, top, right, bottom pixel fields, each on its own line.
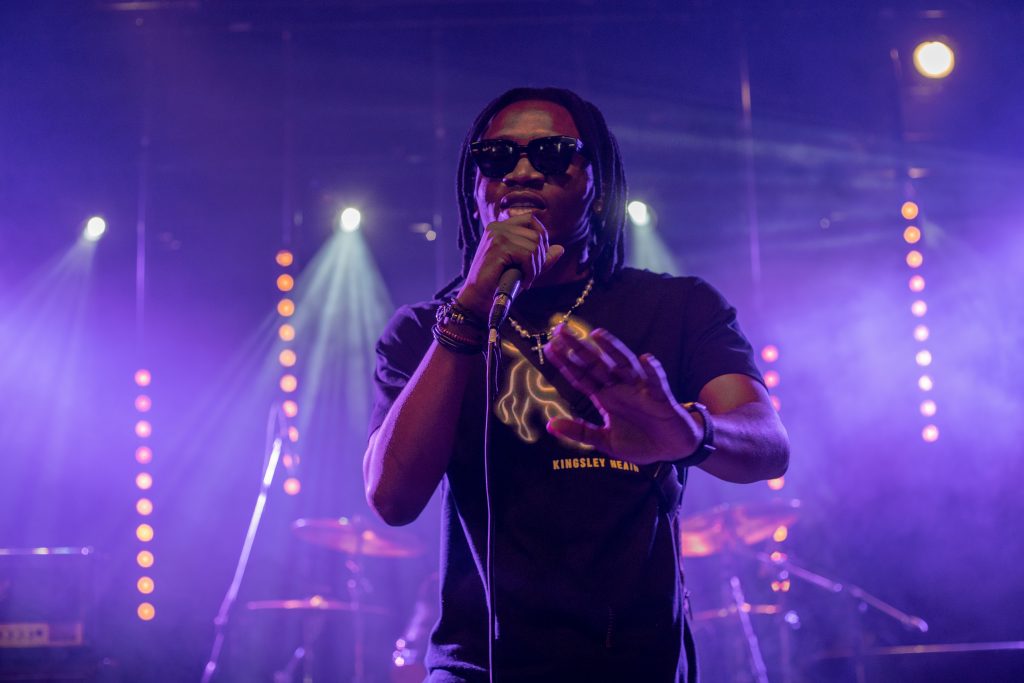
left=470, top=135, right=585, bottom=179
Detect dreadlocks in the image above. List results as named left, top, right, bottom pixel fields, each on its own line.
left=439, top=87, right=627, bottom=298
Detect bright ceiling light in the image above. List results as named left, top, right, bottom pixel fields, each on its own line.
left=339, top=207, right=361, bottom=232
left=83, top=216, right=107, bottom=241
left=913, top=41, right=955, bottom=79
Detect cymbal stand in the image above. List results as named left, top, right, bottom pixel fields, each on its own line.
left=755, top=552, right=928, bottom=633
left=729, top=575, right=770, bottom=683
left=345, top=535, right=369, bottom=683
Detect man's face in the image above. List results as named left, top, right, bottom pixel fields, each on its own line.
left=473, top=99, right=597, bottom=247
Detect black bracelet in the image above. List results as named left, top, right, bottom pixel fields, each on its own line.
left=432, top=323, right=485, bottom=355
left=676, top=401, right=716, bottom=468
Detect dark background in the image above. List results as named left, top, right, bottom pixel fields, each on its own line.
left=1, top=1, right=1022, bottom=681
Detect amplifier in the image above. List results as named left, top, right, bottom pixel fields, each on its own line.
left=0, top=547, right=97, bottom=682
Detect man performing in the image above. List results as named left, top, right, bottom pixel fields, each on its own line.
left=364, top=87, right=789, bottom=682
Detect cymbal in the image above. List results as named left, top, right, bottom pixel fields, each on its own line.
left=246, top=595, right=391, bottom=616
left=291, top=517, right=424, bottom=558
left=680, top=499, right=801, bottom=557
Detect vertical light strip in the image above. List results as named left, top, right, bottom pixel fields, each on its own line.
left=761, top=344, right=785, bottom=492
left=275, top=249, right=302, bottom=495
left=133, top=368, right=156, bottom=621
left=901, top=201, right=939, bottom=443
left=759, top=343, right=790, bottom=593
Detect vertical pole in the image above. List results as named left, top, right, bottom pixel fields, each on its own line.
left=737, top=21, right=763, bottom=314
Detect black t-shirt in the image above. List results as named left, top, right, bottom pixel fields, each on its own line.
left=369, top=268, right=763, bottom=682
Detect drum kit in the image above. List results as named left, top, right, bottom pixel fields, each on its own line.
left=245, top=501, right=1017, bottom=682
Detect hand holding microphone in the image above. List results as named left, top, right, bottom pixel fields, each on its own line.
left=455, top=212, right=564, bottom=325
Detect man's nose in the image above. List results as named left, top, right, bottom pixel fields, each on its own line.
left=503, top=154, right=544, bottom=185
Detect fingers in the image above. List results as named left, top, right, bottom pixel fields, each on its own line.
left=546, top=417, right=610, bottom=452
left=590, top=328, right=644, bottom=382
left=487, top=214, right=549, bottom=286
left=542, top=244, right=565, bottom=272
left=638, top=353, right=677, bottom=404
left=545, top=328, right=616, bottom=395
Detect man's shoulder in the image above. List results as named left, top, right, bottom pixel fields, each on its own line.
left=610, top=267, right=709, bottom=297
left=378, top=300, right=439, bottom=347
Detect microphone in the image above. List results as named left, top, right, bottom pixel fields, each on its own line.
left=487, top=267, right=522, bottom=332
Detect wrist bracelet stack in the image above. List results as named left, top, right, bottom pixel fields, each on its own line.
left=432, top=299, right=486, bottom=355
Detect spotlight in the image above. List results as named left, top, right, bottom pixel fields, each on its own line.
left=626, top=201, right=650, bottom=226
left=276, top=250, right=294, bottom=267
left=339, top=207, right=362, bottom=232
left=135, top=420, right=152, bottom=438
left=913, top=40, right=955, bottom=79
left=276, top=274, right=294, bottom=292
left=83, top=216, right=106, bottom=242
left=137, top=602, right=155, bottom=621
left=901, top=202, right=919, bottom=220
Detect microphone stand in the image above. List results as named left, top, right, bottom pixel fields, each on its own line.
left=200, top=404, right=286, bottom=683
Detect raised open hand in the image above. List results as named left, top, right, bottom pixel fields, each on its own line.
left=544, top=326, right=702, bottom=465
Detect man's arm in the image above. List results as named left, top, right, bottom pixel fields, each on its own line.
left=365, top=213, right=562, bottom=526
left=694, top=373, right=788, bottom=483
left=363, top=341, right=476, bottom=526
left=544, top=327, right=789, bottom=482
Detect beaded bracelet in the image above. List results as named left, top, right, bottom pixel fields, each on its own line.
left=436, top=299, right=486, bottom=330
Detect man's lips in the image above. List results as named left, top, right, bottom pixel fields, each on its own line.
left=499, top=193, right=547, bottom=211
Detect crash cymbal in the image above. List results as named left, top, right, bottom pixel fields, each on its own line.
left=291, top=517, right=424, bottom=558
left=680, top=499, right=801, bottom=557
left=246, top=595, right=391, bottom=616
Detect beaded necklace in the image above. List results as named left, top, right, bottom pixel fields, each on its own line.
left=506, top=278, right=594, bottom=365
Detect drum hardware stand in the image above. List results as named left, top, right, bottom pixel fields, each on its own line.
left=729, top=574, right=770, bottom=683
left=200, top=404, right=287, bottom=683
left=755, top=551, right=929, bottom=683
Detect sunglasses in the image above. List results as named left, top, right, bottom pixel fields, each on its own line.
left=470, top=136, right=585, bottom=179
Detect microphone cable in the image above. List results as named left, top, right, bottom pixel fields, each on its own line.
left=483, top=325, right=501, bottom=683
